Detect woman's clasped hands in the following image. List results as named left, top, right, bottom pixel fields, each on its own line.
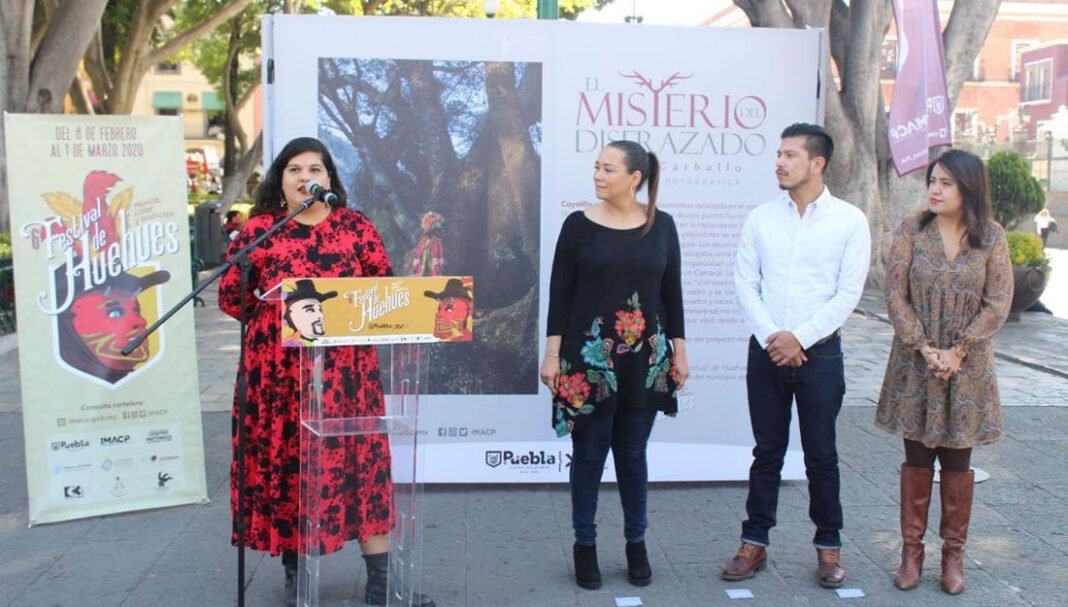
left=920, top=344, right=964, bottom=381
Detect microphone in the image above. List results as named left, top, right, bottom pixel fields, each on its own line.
left=306, top=180, right=338, bottom=205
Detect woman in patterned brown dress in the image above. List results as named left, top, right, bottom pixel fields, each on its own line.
left=219, top=137, right=433, bottom=607
left=875, top=149, right=1012, bottom=596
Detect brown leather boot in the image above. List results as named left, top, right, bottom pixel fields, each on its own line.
left=721, top=543, right=767, bottom=581
left=816, top=548, right=846, bottom=588
left=895, top=464, right=935, bottom=590
left=939, top=469, right=974, bottom=595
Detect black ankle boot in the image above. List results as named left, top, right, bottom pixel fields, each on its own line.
left=282, top=551, right=298, bottom=607
left=625, top=540, right=652, bottom=586
left=363, top=552, right=435, bottom=607
left=573, top=542, right=602, bottom=590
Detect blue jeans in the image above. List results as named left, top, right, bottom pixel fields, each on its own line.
left=741, top=335, right=845, bottom=548
left=570, top=407, right=658, bottom=545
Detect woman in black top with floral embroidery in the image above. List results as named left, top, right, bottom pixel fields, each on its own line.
left=541, top=140, right=688, bottom=590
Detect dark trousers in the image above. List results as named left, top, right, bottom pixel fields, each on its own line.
left=741, top=335, right=845, bottom=548
left=570, top=407, right=658, bottom=545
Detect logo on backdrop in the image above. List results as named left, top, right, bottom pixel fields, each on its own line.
left=146, top=429, right=173, bottom=444
left=18, top=170, right=181, bottom=387
left=50, top=439, right=90, bottom=453
left=156, top=472, right=173, bottom=490
left=574, top=71, right=769, bottom=156
left=438, top=426, right=496, bottom=438
left=483, top=449, right=562, bottom=472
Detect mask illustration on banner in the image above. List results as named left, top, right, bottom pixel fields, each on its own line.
left=423, top=278, right=473, bottom=342
left=21, top=170, right=182, bottom=387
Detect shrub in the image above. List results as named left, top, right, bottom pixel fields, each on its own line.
left=1006, top=231, right=1049, bottom=267
left=988, top=151, right=1045, bottom=230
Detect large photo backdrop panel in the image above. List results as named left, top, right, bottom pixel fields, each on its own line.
left=264, top=16, right=823, bottom=482
left=266, top=16, right=552, bottom=483
left=5, top=114, right=208, bottom=524
left=318, top=57, right=541, bottom=396
left=543, top=26, right=824, bottom=482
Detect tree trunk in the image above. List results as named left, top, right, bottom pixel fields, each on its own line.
left=0, top=0, right=108, bottom=233
left=68, top=77, right=93, bottom=114
left=0, top=0, right=33, bottom=234
left=219, top=131, right=263, bottom=209
left=222, top=16, right=244, bottom=178
left=26, top=0, right=108, bottom=112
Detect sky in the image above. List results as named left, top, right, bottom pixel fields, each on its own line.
left=576, top=0, right=736, bottom=26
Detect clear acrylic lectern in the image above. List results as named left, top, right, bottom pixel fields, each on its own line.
left=261, top=281, right=427, bottom=607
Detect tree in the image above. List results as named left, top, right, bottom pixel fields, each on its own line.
left=0, top=0, right=110, bottom=233
left=176, top=0, right=280, bottom=207
left=988, top=151, right=1044, bottom=230
left=731, top=0, right=1001, bottom=283
left=84, top=0, right=257, bottom=115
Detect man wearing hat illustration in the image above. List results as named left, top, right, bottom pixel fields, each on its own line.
left=53, top=262, right=171, bottom=385
left=282, top=279, right=338, bottom=346
left=424, top=278, right=473, bottom=342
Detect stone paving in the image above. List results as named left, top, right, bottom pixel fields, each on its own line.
left=1, top=284, right=1067, bottom=606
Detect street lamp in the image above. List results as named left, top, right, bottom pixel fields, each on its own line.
left=483, top=0, right=499, bottom=18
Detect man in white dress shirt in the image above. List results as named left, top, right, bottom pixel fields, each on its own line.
left=722, top=123, right=871, bottom=588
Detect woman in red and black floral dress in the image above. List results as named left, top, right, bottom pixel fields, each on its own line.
left=219, top=137, right=433, bottom=607
left=541, top=141, right=688, bottom=591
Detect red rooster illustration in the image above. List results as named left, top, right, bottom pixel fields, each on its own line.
left=41, top=170, right=133, bottom=257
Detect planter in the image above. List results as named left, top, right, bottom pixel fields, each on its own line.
left=1009, top=265, right=1051, bottom=315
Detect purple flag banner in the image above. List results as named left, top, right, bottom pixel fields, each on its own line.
left=888, top=0, right=952, bottom=176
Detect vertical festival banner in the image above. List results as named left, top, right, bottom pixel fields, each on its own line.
left=263, top=16, right=822, bottom=482
left=5, top=114, right=208, bottom=524
left=888, top=0, right=952, bottom=176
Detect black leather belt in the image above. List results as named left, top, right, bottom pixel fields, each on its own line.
left=811, top=329, right=841, bottom=347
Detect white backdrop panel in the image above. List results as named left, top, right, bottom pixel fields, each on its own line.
left=264, top=16, right=824, bottom=483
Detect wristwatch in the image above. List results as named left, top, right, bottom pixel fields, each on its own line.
left=953, top=343, right=968, bottom=359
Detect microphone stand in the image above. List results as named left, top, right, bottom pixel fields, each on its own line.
left=122, top=194, right=321, bottom=607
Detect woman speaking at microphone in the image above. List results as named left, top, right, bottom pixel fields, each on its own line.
left=219, top=137, right=434, bottom=607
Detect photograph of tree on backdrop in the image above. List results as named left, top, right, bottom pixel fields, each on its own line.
left=318, top=58, right=542, bottom=395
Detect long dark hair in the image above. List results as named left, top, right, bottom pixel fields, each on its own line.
left=250, top=137, right=347, bottom=218
left=919, top=149, right=992, bottom=248
left=606, top=140, right=660, bottom=235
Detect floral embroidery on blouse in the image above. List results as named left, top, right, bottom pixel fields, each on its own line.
left=645, top=319, right=674, bottom=394
left=614, top=292, right=646, bottom=353
left=554, top=292, right=679, bottom=437
left=580, top=318, right=614, bottom=370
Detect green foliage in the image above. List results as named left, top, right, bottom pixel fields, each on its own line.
left=988, top=151, right=1045, bottom=230
left=0, top=232, right=11, bottom=260
left=1006, top=231, right=1049, bottom=268
left=175, top=0, right=279, bottom=104
left=100, top=0, right=143, bottom=73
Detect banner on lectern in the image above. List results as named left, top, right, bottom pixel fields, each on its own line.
left=276, top=276, right=475, bottom=346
